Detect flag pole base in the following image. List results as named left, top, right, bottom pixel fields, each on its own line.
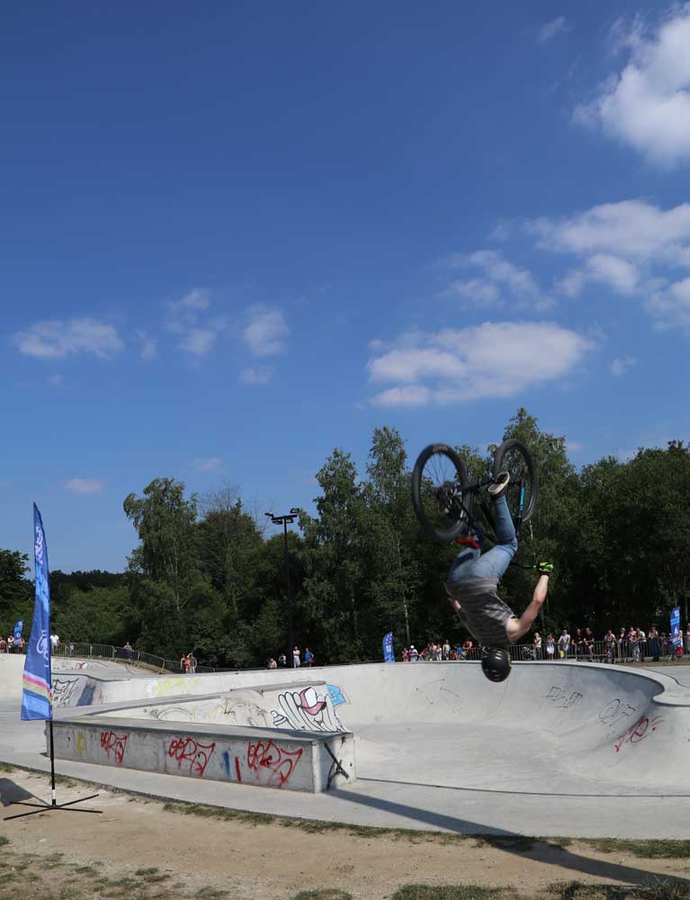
left=4, top=793, right=102, bottom=821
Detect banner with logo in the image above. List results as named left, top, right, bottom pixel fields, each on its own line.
left=382, top=631, right=395, bottom=663
left=21, top=505, right=53, bottom=721
left=671, top=606, right=682, bottom=648
left=13, top=620, right=24, bottom=639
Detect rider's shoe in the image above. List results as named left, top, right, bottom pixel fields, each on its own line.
left=488, top=471, right=510, bottom=499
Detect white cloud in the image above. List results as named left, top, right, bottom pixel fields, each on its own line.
left=64, top=478, right=104, bottom=495
left=611, top=355, right=637, bottom=376
left=537, top=16, right=569, bottom=45
left=556, top=254, right=639, bottom=297
left=574, top=9, right=690, bottom=166
left=442, top=249, right=545, bottom=308
left=137, top=330, right=157, bottom=360
left=166, top=289, right=225, bottom=358
left=179, top=328, right=217, bottom=357
left=12, top=318, right=124, bottom=360
left=366, top=321, right=593, bottom=407
left=529, top=200, right=690, bottom=264
left=240, top=366, right=273, bottom=386
left=242, top=307, right=289, bottom=357
left=646, top=277, right=690, bottom=330
left=192, top=457, right=223, bottom=473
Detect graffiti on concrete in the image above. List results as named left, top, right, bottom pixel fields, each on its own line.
left=326, top=684, right=347, bottom=708
left=246, top=740, right=303, bottom=788
left=167, top=736, right=216, bottom=777
left=77, top=683, right=95, bottom=707
left=599, top=698, right=637, bottom=729
left=271, top=686, right=344, bottom=732
left=75, top=732, right=87, bottom=756
left=52, top=678, right=80, bottom=708
left=613, top=715, right=663, bottom=754
left=545, top=685, right=583, bottom=708
left=221, top=700, right=273, bottom=728
left=100, top=731, right=128, bottom=764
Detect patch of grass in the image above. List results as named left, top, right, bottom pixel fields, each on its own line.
left=55, top=775, right=77, bottom=788
left=290, top=891, right=354, bottom=900
left=545, top=880, right=690, bottom=900
left=195, top=888, right=230, bottom=900
left=73, top=865, right=98, bottom=875
left=0, top=763, right=14, bottom=773
left=585, top=839, right=690, bottom=859
left=0, top=838, right=9, bottom=848
left=392, top=887, right=507, bottom=900
left=474, top=835, right=536, bottom=853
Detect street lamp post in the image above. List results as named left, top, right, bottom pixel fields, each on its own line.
left=265, top=508, right=300, bottom=666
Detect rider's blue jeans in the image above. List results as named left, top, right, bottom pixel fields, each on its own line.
left=447, top=494, right=517, bottom=585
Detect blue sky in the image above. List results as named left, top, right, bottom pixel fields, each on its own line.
left=3, top=2, right=690, bottom=572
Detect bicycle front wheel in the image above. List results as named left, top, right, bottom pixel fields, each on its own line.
left=411, top=444, right=470, bottom=542
left=492, top=438, right=538, bottom=525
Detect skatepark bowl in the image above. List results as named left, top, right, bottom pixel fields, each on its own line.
left=2, top=654, right=690, bottom=837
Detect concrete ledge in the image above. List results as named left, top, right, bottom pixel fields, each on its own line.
left=50, top=716, right=355, bottom=793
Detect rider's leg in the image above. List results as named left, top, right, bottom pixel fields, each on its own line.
left=470, top=494, right=517, bottom=581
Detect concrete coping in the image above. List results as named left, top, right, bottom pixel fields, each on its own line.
left=52, top=715, right=353, bottom=745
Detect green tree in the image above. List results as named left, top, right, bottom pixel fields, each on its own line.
left=0, top=550, right=32, bottom=638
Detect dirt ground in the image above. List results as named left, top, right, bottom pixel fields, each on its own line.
left=1, top=768, right=689, bottom=900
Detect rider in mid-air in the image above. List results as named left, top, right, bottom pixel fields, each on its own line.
left=445, top=471, right=552, bottom=682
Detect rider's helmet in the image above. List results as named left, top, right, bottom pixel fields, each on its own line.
left=481, top=647, right=512, bottom=683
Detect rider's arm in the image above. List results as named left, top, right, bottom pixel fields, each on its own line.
left=506, top=575, right=549, bottom=642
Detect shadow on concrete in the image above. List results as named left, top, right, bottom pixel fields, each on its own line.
left=331, top=787, right=690, bottom=887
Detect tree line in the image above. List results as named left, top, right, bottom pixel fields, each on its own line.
left=1, top=409, right=689, bottom=667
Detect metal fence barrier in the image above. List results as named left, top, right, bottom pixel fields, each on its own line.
left=2, top=639, right=687, bottom=670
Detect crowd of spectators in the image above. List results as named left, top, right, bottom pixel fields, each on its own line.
left=401, top=625, right=690, bottom=663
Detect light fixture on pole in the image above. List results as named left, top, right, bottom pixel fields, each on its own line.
left=265, top=508, right=300, bottom=666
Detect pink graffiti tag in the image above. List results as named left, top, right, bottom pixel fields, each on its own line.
left=246, top=740, right=303, bottom=788
left=613, top=715, right=663, bottom=754
left=168, top=736, right=216, bottom=777
left=100, top=731, right=128, bottom=764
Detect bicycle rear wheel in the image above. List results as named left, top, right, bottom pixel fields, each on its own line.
left=411, top=444, right=470, bottom=542
left=492, top=438, right=538, bottom=526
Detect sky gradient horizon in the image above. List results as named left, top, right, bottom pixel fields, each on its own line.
left=2, top=2, right=690, bottom=572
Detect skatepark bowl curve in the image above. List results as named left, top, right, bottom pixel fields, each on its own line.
left=2, top=654, right=690, bottom=838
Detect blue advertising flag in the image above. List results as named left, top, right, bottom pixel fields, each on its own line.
left=382, top=632, right=395, bottom=663
left=671, top=606, right=682, bottom=648
left=21, top=505, right=53, bottom=721
left=13, top=620, right=24, bottom=639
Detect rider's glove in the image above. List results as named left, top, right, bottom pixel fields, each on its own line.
left=537, top=562, right=554, bottom=574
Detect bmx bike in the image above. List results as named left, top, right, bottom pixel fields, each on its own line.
left=411, top=438, right=538, bottom=544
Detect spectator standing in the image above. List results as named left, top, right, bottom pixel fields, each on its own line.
left=637, top=626, right=646, bottom=663
left=123, top=642, right=134, bottom=662
left=546, top=633, right=556, bottom=659
left=50, top=633, right=59, bottom=653
left=685, top=626, right=690, bottom=656
left=533, top=632, right=542, bottom=660
left=188, top=652, right=197, bottom=674
left=572, top=628, right=583, bottom=660
left=179, top=654, right=187, bottom=672
left=409, top=645, right=419, bottom=662
left=0, top=636, right=5, bottom=653
left=7, top=635, right=15, bottom=653
left=583, top=628, right=595, bottom=661
left=618, top=628, right=627, bottom=661
left=293, top=646, right=301, bottom=668
left=68, top=642, right=75, bottom=657
left=16, top=637, right=25, bottom=653
left=558, top=628, right=570, bottom=660
left=442, top=638, right=451, bottom=661
left=604, top=629, right=617, bottom=663
left=628, top=627, right=639, bottom=662
left=278, top=653, right=287, bottom=668
left=304, top=647, right=314, bottom=667
left=401, top=648, right=409, bottom=663
left=648, top=625, right=661, bottom=662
